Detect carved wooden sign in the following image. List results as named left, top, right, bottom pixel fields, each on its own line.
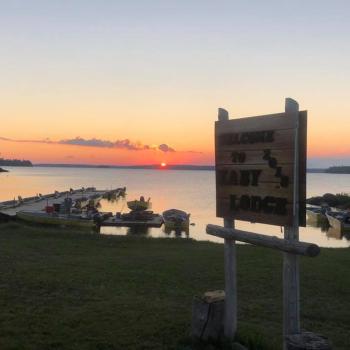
left=215, top=111, right=307, bottom=226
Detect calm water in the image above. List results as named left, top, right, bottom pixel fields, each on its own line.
left=1, top=166, right=350, bottom=248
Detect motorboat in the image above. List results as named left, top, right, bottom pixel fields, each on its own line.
left=162, top=209, right=190, bottom=231
left=127, top=197, right=151, bottom=211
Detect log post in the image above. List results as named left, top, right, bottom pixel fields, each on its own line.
left=206, top=225, right=320, bottom=257
left=218, top=108, right=237, bottom=341
left=224, top=218, right=237, bottom=340
left=191, top=290, right=225, bottom=341
left=283, top=98, right=301, bottom=344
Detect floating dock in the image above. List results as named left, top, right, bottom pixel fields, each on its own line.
left=0, top=187, right=125, bottom=218
left=101, top=215, right=164, bottom=228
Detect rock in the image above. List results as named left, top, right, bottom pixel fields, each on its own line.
left=232, top=343, right=248, bottom=350
left=286, top=331, right=332, bottom=349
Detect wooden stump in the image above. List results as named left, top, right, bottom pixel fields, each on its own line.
left=286, top=332, right=332, bottom=350
left=191, top=290, right=225, bottom=341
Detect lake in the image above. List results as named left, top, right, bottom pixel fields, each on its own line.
left=1, top=166, right=350, bottom=248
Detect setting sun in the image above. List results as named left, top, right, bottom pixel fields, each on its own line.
left=160, top=162, right=167, bottom=167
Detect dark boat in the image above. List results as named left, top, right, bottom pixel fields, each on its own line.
left=162, top=209, right=190, bottom=231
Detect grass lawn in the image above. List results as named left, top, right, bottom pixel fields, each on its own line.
left=0, top=222, right=349, bottom=350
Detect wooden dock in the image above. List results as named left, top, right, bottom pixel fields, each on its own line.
left=0, top=187, right=125, bottom=218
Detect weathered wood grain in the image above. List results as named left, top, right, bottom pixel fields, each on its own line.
left=216, top=149, right=295, bottom=165
left=215, top=107, right=307, bottom=228
left=215, top=129, right=296, bottom=151
left=216, top=164, right=294, bottom=184
left=216, top=184, right=291, bottom=198
left=283, top=98, right=301, bottom=344
left=191, top=295, right=225, bottom=341
left=216, top=196, right=294, bottom=226
left=215, top=112, right=307, bottom=133
left=224, top=218, right=237, bottom=340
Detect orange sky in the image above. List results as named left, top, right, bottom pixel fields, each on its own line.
left=1, top=1, right=349, bottom=167
left=0, top=138, right=212, bottom=165
left=1, top=98, right=349, bottom=166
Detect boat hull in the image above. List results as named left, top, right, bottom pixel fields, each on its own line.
left=326, top=213, right=350, bottom=232
left=306, top=209, right=327, bottom=225
left=17, top=211, right=96, bottom=229
left=127, top=200, right=150, bottom=211
left=162, top=209, right=190, bottom=232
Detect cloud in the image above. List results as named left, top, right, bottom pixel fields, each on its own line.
left=60, top=137, right=152, bottom=151
left=59, top=137, right=114, bottom=148
left=158, top=144, right=175, bottom=152
left=60, top=138, right=180, bottom=153
left=0, top=136, right=53, bottom=144
left=1, top=135, right=189, bottom=153
left=114, top=139, right=146, bottom=151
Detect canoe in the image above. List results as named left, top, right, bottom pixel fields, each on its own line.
left=162, top=209, right=190, bottom=231
left=17, top=211, right=97, bottom=229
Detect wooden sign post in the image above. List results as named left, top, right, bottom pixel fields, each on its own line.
left=215, top=100, right=306, bottom=226
left=218, top=108, right=237, bottom=340
left=209, top=98, right=315, bottom=348
left=283, top=98, right=301, bottom=338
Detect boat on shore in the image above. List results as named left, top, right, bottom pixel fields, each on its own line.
left=306, top=206, right=329, bottom=225
left=17, top=210, right=97, bottom=229
left=162, top=209, right=190, bottom=231
left=326, top=211, right=350, bottom=232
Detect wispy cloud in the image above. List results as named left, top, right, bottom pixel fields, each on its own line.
left=158, top=144, right=175, bottom=153
left=59, top=137, right=114, bottom=148
left=0, top=136, right=202, bottom=154
left=59, top=137, right=175, bottom=152
left=0, top=136, right=53, bottom=144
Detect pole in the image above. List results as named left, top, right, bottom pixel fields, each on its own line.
left=283, top=98, right=300, bottom=346
left=218, top=108, right=237, bottom=340
left=224, top=219, right=237, bottom=340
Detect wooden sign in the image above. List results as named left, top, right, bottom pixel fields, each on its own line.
left=215, top=110, right=307, bottom=227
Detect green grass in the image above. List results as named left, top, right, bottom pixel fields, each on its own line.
left=0, top=222, right=349, bottom=350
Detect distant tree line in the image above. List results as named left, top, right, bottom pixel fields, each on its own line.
left=0, top=158, right=32, bottom=166
left=325, top=166, right=350, bottom=174
left=307, top=193, right=350, bottom=209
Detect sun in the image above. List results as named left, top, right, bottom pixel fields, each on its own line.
left=160, top=162, right=167, bottom=168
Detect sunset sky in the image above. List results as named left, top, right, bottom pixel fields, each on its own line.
left=0, top=1, right=349, bottom=167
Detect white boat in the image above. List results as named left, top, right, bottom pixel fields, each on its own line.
left=17, top=211, right=97, bottom=229
left=306, top=206, right=328, bottom=225
left=326, top=211, right=350, bottom=232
